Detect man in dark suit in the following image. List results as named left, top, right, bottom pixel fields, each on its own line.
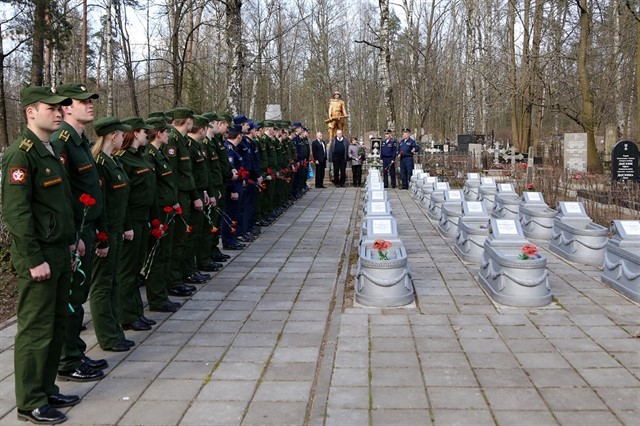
left=311, top=131, right=327, bottom=188
left=328, top=129, right=349, bottom=187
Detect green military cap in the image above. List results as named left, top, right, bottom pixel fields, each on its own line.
left=262, top=120, right=274, bottom=128
left=145, top=117, right=171, bottom=130
left=93, top=116, right=132, bottom=136
left=192, top=115, right=210, bottom=128
left=202, top=112, right=219, bottom=122
left=122, top=116, right=154, bottom=131
left=20, top=86, right=72, bottom=108
left=148, top=111, right=168, bottom=120
left=56, top=83, right=99, bottom=100
left=166, top=107, right=194, bottom=120
left=216, top=111, right=233, bottom=123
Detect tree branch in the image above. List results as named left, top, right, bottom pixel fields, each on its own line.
left=354, top=39, right=381, bottom=50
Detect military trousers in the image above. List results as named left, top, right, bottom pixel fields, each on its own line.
left=186, top=190, right=205, bottom=274
left=382, top=158, right=396, bottom=188
left=169, top=192, right=192, bottom=288
left=221, top=188, right=242, bottom=246
left=145, top=221, right=174, bottom=309
left=117, top=218, right=148, bottom=324
left=241, top=185, right=257, bottom=233
left=90, top=229, right=125, bottom=349
left=14, top=242, right=71, bottom=410
left=400, top=156, right=414, bottom=189
left=59, top=223, right=95, bottom=371
left=211, top=186, right=226, bottom=255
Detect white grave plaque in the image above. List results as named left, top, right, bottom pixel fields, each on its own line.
left=564, top=202, right=582, bottom=214
left=499, top=184, right=513, bottom=192
left=481, top=177, right=495, bottom=185
left=436, top=182, right=448, bottom=190
left=466, top=202, right=485, bottom=213
left=526, top=192, right=541, bottom=201
left=371, top=191, right=384, bottom=201
left=370, top=182, right=383, bottom=191
left=370, top=202, right=387, bottom=213
left=620, top=221, right=640, bottom=236
left=447, top=191, right=462, bottom=200
left=468, top=173, right=480, bottom=179
left=372, top=219, right=392, bottom=235
left=496, top=220, right=519, bottom=235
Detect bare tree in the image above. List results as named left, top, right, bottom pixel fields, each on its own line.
left=379, top=0, right=395, bottom=129
left=225, top=0, right=243, bottom=114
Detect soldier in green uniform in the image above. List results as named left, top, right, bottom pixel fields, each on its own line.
left=184, top=115, right=214, bottom=281
left=197, top=113, right=226, bottom=269
left=52, top=83, right=106, bottom=382
left=164, top=107, right=202, bottom=297
left=209, top=113, right=234, bottom=262
left=253, top=123, right=269, bottom=226
left=3, top=86, right=80, bottom=424
left=116, top=117, right=155, bottom=332
left=89, top=117, right=133, bottom=352
left=143, top=117, right=182, bottom=313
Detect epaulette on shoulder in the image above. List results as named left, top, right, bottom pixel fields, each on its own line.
left=202, top=139, right=209, bottom=145
left=97, top=156, right=106, bottom=165
left=114, top=149, right=126, bottom=157
left=148, top=148, right=157, bottom=157
left=57, top=130, right=71, bottom=142
left=19, top=138, right=33, bottom=152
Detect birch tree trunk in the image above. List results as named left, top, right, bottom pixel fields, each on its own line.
left=115, top=0, right=140, bottom=115
left=379, top=0, right=395, bottom=130
left=508, top=0, right=519, bottom=147
left=226, top=0, right=244, bottom=115
left=106, top=0, right=114, bottom=115
left=31, top=0, right=46, bottom=85
left=82, top=0, right=87, bottom=82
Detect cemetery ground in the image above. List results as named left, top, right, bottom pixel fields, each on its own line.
left=0, top=186, right=638, bottom=425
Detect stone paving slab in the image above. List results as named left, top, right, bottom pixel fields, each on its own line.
left=0, top=187, right=638, bottom=425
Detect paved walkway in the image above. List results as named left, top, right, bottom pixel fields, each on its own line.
left=0, top=188, right=638, bottom=425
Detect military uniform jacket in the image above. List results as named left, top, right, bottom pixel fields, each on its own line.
left=116, top=147, right=155, bottom=228
left=164, top=127, right=197, bottom=200
left=201, top=137, right=223, bottom=194
left=293, top=134, right=303, bottom=161
left=95, top=151, right=130, bottom=231
left=276, top=138, right=288, bottom=170
left=239, top=137, right=255, bottom=179
left=51, top=121, right=105, bottom=230
left=2, top=129, right=75, bottom=267
left=265, top=136, right=278, bottom=171
left=144, top=144, right=178, bottom=209
left=212, top=134, right=233, bottom=181
left=188, top=137, right=209, bottom=192
left=381, top=138, right=397, bottom=159
left=224, top=140, right=243, bottom=194
left=256, top=137, right=269, bottom=174
left=302, top=137, right=310, bottom=161
left=398, top=138, right=420, bottom=158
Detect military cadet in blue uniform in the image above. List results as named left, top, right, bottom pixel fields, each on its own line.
left=398, top=127, right=420, bottom=189
left=52, top=83, right=107, bottom=382
left=380, top=129, right=397, bottom=188
left=222, top=128, right=245, bottom=250
left=3, top=86, right=80, bottom=425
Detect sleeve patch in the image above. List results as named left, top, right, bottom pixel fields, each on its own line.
left=167, top=147, right=177, bottom=157
left=9, top=167, right=27, bottom=184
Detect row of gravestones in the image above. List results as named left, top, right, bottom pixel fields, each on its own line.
left=408, top=171, right=640, bottom=306
left=355, top=169, right=415, bottom=307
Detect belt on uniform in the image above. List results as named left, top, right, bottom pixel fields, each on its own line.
left=401, top=155, right=412, bottom=159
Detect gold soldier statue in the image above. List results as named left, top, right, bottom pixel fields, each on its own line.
left=325, top=91, right=348, bottom=141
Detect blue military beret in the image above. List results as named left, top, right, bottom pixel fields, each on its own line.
left=232, top=124, right=243, bottom=132
left=233, top=114, right=249, bottom=125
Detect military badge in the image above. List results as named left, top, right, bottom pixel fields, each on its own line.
left=167, top=147, right=177, bottom=157
left=59, top=154, right=67, bottom=165
left=80, top=85, right=87, bottom=91
left=10, top=167, right=27, bottom=184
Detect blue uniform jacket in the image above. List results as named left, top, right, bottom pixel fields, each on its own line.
left=398, top=138, right=419, bottom=158
left=380, top=138, right=397, bottom=159
left=225, top=140, right=243, bottom=194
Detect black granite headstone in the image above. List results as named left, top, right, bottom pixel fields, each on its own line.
left=611, top=140, right=639, bottom=182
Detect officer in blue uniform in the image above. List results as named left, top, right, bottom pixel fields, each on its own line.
left=222, top=128, right=245, bottom=250
left=292, top=122, right=304, bottom=197
left=397, top=127, right=420, bottom=189
left=380, top=129, right=397, bottom=188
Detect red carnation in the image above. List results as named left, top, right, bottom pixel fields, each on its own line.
left=151, top=219, right=161, bottom=228
left=79, top=193, right=96, bottom=207
left=163, top=206, right=173, bottom=213
left=231, top=228, right=237, bottom=234
left=175, top=207, right=183, bottom=215
left=185, top=225, right=193, bottom=234
left=151, top=228, right=163, bottom=240
left=210, top=228, right=219, bottom=234
left=231, top=220, right=238, bottom=226
left=96, top=231, right=108, bottom=244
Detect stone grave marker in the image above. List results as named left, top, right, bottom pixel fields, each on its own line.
left=611, top=140, right=639, bottom=182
